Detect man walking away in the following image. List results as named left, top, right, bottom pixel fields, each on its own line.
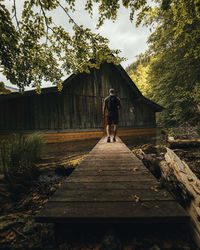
left=103, top=89, right=122, bottom=142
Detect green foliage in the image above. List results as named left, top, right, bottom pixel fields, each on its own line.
left=127, top=0, right=200, bottom=126
left=0, top=133, right=43, bottom=184
left=126, top=55, right=151, bottom=97
left=0, top=81, right=11, bottom=94
left=0, top=0, right=159, bottom=92
left=84, top=0, right=149, bottom=27
left=0, top=0, right=130, bottom=92
left=147, top=0, right=200, bottom=126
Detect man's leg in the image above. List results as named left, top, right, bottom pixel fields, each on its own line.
left=106, top=114, right=111, bottom=142
left=106, top=124, right=111, bottom=137
left=113, top=124, right=118, bottom=139
left=106, top=124, right=111, bottom=142
left=113, top=112, right=118, bottom=141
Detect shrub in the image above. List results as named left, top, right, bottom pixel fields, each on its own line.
left=0, top=133, right=43, bottom=188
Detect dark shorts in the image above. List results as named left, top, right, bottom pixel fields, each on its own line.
left=107, top=112, right=118, bottom=125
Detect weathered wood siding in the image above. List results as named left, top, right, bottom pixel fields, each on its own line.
left=61, top=62, right=156, bottom=129
left=0, top=62, right=157, bottom=132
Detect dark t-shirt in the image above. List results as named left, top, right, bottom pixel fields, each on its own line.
left=104, top=95, right=121, bottom=114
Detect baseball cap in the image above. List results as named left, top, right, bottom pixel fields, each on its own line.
left=109, top=88, right=115, bottom=93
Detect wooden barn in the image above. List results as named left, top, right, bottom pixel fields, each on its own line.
left=0, top=62, right=163, bottom=136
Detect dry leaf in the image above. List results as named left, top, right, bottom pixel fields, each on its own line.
left=33, top=195, right=40, bottom=200
left=141, top=203, right=151, bottom=208
left=163, top=192, right=168, bottom=197
left=133, top=194, right=140, bottom=202
left=151, top=186, right=158, bottom=192
left=7, top=231, right=16, bottom=241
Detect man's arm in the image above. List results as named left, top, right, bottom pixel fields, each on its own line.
left=117, top=97, right=122, bottom=109
left=119, top=100, right=122, bottom=109
left=102, top=101, right=106, bottom=116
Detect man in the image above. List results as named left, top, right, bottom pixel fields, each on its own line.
left=103, top=89, right=122, bottom=142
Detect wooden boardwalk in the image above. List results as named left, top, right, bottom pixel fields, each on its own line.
left=36, top=136, right=188, bottom=224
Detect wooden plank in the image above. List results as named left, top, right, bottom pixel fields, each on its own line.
left=28, top=96, right=34, bottom=130
left=82, top=158, right=141, bottom=163
left=50, top=188, right=173, bottom=202
left=67, top=175, right=156, bottom=183
left=76, top=166, right=148, bottom=171
left=70, top=170, right=150, bottom=176
left=35, top=95, right=40, bottom=129
left=57, top=93, right=63, bottom=129
left=32, top=96, right=36, bottom=129
left=80, top=159, right=141, bottom=164
left=49, top=94, right=55, bottom=130
left=43, top=94, right=49, bottom=129
left=57, top=181, right=159, bottom=190
left=36, top=201, right=188, bottom=224
left=79, top=161, right=143, bottom=166
left=86, top=151, right=137, bottom=156
left=36, top=136, right=188, bottom=225
left=80, top=160, right=144, bottom=166
left=55, top=94, right=59, bottom=129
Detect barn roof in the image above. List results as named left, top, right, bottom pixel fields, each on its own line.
left=0, top=62, right=163, bottom=112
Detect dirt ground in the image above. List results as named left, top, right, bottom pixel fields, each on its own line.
left=0, top=134, right=198, bottom=249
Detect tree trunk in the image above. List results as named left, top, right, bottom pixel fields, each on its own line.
left=160, top=147, right=200, bottom=247
left=168, top=137, right=200, bottom=149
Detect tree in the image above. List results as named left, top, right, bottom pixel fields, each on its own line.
left=126, top=55, right=151, bottom=97
left=0, top=81, right=11, bottom=94
left=0, top=0, right=152, bottom=93
left=127, top=0, right=200, bottom=126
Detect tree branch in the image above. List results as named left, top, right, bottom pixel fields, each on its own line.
left=55, top=0, right=81, bottom=29
left=56, top=0, right=98, bottom=59
left=13, top=0, right=21, bottom=35
left=38, top=0, right=66, bottom=48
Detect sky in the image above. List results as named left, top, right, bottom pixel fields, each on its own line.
left=1, top=0, right=151, bottom=90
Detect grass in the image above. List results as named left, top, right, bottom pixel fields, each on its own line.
left=0, top=133, right=43, bottom=190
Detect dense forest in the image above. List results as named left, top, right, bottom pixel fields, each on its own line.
left=126, top=0, right=200, bottom=127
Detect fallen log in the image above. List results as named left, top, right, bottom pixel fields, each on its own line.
left=160, top=147, right=200, bottom=247
left=168, top=136, right=200, bottom=149
left=132, top=148, right=161, bottom=179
